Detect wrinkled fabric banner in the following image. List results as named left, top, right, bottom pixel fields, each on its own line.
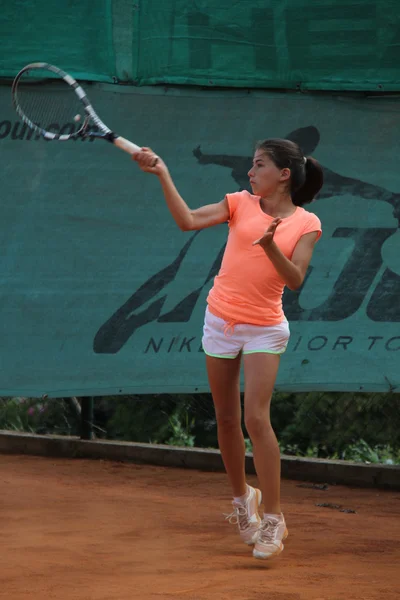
left=1, top=84, right=400, bottom=395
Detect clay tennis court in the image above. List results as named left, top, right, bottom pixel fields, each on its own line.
left=1, top=454, right=399, bottom=600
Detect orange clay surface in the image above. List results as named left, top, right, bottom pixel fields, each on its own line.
left=1, top=454, right=399, bottom=600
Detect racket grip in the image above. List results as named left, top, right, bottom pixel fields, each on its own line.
left=113, top=136, right=141, bottom=155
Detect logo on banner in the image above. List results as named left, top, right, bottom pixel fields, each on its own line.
left=93, top=126, right=400, bottom=354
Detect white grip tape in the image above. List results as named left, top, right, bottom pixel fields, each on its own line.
left=113, top=136, right=141, bottom=155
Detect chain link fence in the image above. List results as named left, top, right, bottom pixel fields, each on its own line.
left=1, top=391, right=399, bottom=464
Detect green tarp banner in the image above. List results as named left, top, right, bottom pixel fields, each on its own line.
left=0, top=83, right=399, bottom=396
left=0, top=0, right=115, bottom=83
left=133, top=0, right=400, bottom=91
left=1, top=0, right=400, bottom=91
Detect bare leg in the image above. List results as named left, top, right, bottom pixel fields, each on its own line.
left=205, top=354, right=246, bottom=497
left=243, top=353, right=281, bottom=515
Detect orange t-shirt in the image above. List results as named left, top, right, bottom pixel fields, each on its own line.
left=207, top=190, right=322, bottom=325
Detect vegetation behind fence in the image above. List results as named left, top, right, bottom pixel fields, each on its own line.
left=1, top=392, right=399, bottom=465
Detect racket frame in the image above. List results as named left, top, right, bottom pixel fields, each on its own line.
left=11, top=62, right=141, bottom=154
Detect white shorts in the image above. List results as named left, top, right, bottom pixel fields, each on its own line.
left=202, top=307, right=290, bottom=359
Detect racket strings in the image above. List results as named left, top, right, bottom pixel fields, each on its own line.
left=15, top=71, right=86, bottom=135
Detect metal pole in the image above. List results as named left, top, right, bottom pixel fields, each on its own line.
left=81, top=397, right=94, bottom=440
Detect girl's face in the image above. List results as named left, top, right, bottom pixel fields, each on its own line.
left=248, top=150, right=290, bottom=197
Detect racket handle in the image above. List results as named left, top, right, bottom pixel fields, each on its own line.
left=113, top=136, right=141, bottom=155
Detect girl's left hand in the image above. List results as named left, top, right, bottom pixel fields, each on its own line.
left=252, top=218, right=282, bottom=249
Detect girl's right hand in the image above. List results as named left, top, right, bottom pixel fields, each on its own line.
left=133, top=147, right=168, bottom=177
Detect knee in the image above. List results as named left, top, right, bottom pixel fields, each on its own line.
left=216, top=411, right=241, bottom=432
left=244, top=412, right=271, bottom=440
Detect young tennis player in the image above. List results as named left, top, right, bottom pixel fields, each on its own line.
left=134, top=139, right=323, bottom=560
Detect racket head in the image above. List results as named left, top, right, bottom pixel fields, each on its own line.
left=11, top=62, right=95, bottom=140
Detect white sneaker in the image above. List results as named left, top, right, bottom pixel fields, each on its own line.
left=225, top=485, right=262, bottom=545
left=253, top=513, right=288, bottom=559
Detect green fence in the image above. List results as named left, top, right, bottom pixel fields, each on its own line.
left=1, top=82, right=400, bottom=396
left=1, top=0, right=400, bottom=91
left=2, top=393, right=399, bottom=466
left=0, top=0, right=115, bottom=83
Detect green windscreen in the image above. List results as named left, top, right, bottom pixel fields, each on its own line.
left=1, top=84, right=399, bottom=396
left=0, top=0, right=115, bottom=83
left=1, top=0, right=399, bottom=91
left=133, top=0, right=400, bottom=91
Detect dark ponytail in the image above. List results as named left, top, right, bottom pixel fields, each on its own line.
left=255, top=138, right=324, bottom=206
left=292, top=156, right=324, bottom=206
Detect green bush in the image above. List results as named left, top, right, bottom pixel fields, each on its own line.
left=0, top=392, right=399, bottom=464
left=272, top=391, right=400, bottom=458
left=0, top=398, right=79, bottom=436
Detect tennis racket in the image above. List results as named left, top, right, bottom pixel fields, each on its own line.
left=11, top=62, right=143, bottom=156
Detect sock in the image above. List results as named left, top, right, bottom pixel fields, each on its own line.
left=233, top=484, right=250, bottom=504
left=263, top=512, right=282, bottom=521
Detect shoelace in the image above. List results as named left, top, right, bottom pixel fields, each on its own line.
left=224, top=504, right=252, bottom=531
left=258, top=518, right=280, bottom=544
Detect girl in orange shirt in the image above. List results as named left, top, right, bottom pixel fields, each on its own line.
left=134, top=139, right=323, bottom=560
